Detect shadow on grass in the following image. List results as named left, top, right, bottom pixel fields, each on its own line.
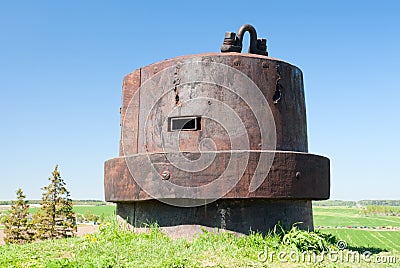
left=346, top=245, right=388, bottom=254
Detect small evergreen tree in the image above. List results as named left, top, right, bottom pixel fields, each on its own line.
left=4, top=188, right=33, bottom=244
left=34, top=165, right=77, bottom=240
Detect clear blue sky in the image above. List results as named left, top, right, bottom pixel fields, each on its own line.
left=0, top=1, right=399, bottom=201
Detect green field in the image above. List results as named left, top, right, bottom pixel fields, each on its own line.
left=25, top=205, right=116, bottom=217
left=314, top=206, right=400, bottom=254
left=73, top=205, right=116, bottom=216
left=319, top=228, right=400, bottom=253
left=1, top=205, right=115, bottom=227
left=313, top=207, right=400, bottom=227
left=1, top=204, right=115, bottom=215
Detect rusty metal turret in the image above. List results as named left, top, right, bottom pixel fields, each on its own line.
left=104, top=24, right=330, bottom=235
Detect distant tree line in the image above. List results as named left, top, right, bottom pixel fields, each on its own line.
left=361, top=205, right=400, bottom=216
left=73, top=200, right=108, bottom=206
left=3, top=165, right=76, bottom=244
left=0, top=200, right=107, bottom=206
left=313, top=200, right=357, bottom=207
left=313, top=200, right=400, bottom=207
left=0, top=200, right=41, bottom=205
left=358, top=200, right=400, bottom=206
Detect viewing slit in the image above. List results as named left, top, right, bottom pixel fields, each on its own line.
left=169, top=116, right=201, bottom=131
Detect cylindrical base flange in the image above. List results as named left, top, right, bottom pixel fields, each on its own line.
left=116, top=199, right=313, bottom=235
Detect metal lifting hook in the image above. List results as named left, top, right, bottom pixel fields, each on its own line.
left=221, top=24, right=268, bottom=55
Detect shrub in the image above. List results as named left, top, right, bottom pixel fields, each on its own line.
left=4, top=189, right=34, bottom=244
left=33, top=165, right=77, bottom=240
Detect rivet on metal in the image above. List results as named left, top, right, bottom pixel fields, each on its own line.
left=295, top=172, right=301, bottom=179
left=161, top=171, right=170, bottom=180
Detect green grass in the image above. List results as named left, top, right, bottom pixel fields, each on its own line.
left=1, top=206, right=400, bottom=267
left=314, top=206, right=400, bottom=259
left=319, top=228, right=400, bottom=253
left=1, top=219, right=397, bottom=267
left=0, top=220, right=341, bottom=267
left=73, top=205, right=116, bottom=217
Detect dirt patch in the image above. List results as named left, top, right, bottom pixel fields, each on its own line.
left=76, top=225, right=99, bottom=237
left=0, top=225, right=99, bottom=246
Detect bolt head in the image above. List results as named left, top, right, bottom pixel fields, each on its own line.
left=161, top=171, right=170, bottom=180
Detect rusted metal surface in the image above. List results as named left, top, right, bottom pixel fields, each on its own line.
left=105, top=25, right=330, bottom=233
left=120, top=53, right=308, bottom=155
left=105, top=151, right=329, bottom=201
